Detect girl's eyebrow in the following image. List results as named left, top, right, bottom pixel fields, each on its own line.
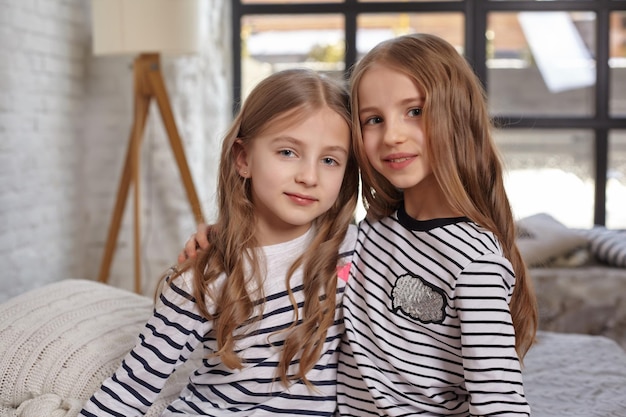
left=360, top=97, right=424, bottom=115
left=272, top=136, right=349, bottom=155
left=358, top=105, right=377, bottom=115
left=272, top=136, right=313, bottom=148
left=396, top=97, right=425, bottom=107
left=270, top=136, right=304, bottom=148
left=324, top=145, right=349, bottom=156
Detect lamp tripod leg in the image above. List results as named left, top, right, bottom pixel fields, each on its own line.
left=131, top=93, right=150, bottom=293
left=97, top=133, right=133, bottom=284
left=149, top=69, right=205, bottom=225
left=97, top=88, right=151, bottom=290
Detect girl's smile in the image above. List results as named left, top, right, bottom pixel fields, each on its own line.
left=382, top=153, right=417, bottom=169
left=285, top=192, right=318, bottom=206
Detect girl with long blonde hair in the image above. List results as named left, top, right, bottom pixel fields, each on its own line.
left=81, top=68, right=359, bottom=417
left=337, top=33, right=537, bottom=416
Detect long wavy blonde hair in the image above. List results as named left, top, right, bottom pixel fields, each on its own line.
left=349, top=33, right=537, bottom=360
left=165, top=68, right=358, bottom=386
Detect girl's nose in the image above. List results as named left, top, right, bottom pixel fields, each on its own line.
left=383, top=118, right=407, bottom=146
left=295, top=160, right=318, bottom=186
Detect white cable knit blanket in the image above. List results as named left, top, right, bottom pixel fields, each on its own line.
left=0, top=279, right=193, bottom=417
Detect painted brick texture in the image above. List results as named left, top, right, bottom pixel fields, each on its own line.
left=0, top=0, right=230, bottom=301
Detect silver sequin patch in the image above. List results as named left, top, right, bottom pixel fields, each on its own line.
left=392, top=274, right=445, bottom=323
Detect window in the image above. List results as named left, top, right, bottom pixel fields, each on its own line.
left=232, top=0, right=626, bottom=228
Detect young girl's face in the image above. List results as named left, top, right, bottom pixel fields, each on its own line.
left=357, top=64, right=434, bottom=195
left=238, top=107, right=350, bottom=246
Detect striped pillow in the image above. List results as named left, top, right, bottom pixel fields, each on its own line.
left=587, top=227, right=626, bottom=268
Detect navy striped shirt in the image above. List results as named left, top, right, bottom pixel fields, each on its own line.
left=336, top=208, right=530, bottom=416
left=81, top=225, right=357, bottom=417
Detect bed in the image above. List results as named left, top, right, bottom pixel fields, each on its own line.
left=1, top=278, right=625, bottom=416
left=524, top=331, right=626, bottom=416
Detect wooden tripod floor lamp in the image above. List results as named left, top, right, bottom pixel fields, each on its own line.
left=92, top=0, right=205, bottom=293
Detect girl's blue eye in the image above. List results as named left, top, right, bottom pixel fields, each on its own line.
left=408, top=108, right=422, bottom=117
left=363, top=116, right=382, bottom=125
left=279, top=149, right=295, bottom=157
left=322, top=157, right=339, bottom=166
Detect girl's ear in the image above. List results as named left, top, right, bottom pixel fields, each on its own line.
left=234, top=139, right=250, bottom=178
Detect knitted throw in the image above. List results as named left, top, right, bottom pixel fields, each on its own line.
left=0, top=279, right=192, bottom=417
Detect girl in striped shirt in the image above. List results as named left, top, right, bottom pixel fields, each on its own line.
left=336, top=33, right=538, bottom=416
left=80, top=68, right=359, bottom=417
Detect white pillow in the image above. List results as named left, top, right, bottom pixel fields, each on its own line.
left=515, top=213, right=589, bottom=268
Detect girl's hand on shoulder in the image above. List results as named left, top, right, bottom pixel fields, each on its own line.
left=177, top=223, right=211, bottom=264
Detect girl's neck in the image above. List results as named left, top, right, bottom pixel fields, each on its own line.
left=254, top=222, right=313, bottom=247
left=403, top=176, right=461, bottom=221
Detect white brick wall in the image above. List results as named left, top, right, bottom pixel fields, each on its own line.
left=0, top=0, right=231, bottom=301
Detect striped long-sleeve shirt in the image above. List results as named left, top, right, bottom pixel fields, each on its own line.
left=81, top=225, right=356, bottom=417
left=336, top=206, right=530, bottom=416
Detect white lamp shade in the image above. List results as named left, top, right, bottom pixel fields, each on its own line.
left=91, top=0, right=202, bottom=56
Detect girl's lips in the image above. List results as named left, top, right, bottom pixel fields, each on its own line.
left=286, top=193, right=317, bottom=206
left=384, top=154, right=415, bottom=170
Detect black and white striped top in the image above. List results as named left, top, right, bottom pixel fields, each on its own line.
left=336, top=207, right=530, bottom=416
left=81, top=225, right=356, bottom=417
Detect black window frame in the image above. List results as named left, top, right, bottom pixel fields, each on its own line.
left=231, top=0, right=626, bottom=226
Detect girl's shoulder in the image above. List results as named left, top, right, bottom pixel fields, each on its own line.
left=157, top=268, right=197, bottom=307
left=336, top=225, right=358, bottom=283
left=339, top=224, right=358, bottom=254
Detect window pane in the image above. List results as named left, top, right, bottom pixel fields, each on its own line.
left=356, top=13, right=464, bottom=59
left=610, top=11, right=626, bottom=116
left=607, top=131, right=626, bottom=228
left=359, top=0, right=455, bottom=2
left=487, top=12, right=596, bottom=117
left=495, top=129, right=595, bottom=228
left=241, top=14, right=345, bottom=100
left=242, top=0, right=343, bottom=3
left=490, top=0, right=587, bottom=2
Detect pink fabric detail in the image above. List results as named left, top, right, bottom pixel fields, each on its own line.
left=337, top=264, right=351, bottom=282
